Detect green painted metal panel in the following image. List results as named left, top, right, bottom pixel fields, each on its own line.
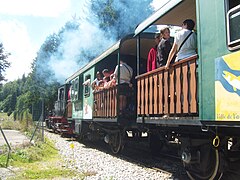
left=197, top=0, right=230, bottom=120
left=72, top=100, right=83, bottom=118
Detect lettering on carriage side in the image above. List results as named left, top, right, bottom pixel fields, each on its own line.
left=217, top=114, right=226, bottom=119
left=216, top=113, right=240, bottom=120
left=233, top=113, right=240, bottom=119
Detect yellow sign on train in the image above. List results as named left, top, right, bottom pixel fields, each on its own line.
left=215, top=51, right=240, bottom=120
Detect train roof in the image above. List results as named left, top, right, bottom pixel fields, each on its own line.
left=135, top=0, right=196, bottom=36
left=65, top=33, right=154, bottom=83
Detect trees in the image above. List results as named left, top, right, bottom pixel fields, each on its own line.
left=91, top=0, right=153, bottom=39
left=0, top=81, right=18, bottom=116
left=91, top=0, right=118, bottom=35
left=0, top=43, right=10, bottom=84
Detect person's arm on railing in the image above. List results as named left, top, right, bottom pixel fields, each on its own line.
left=165, top=42, right=177, bottom=70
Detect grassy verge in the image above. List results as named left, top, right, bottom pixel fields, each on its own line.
left=0, top=139, right=85, bottom=179
left=0, top=113, right=88, bottom=179
left=0, top=112, right=32, bottom=131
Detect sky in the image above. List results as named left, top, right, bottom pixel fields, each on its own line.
left=0, top=0, right=166, bottom=82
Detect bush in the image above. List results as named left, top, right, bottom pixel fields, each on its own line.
left=0, top=111, right=33, bottom=132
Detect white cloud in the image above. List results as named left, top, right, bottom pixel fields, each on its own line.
left=0, top=0, right=71, bottom=17
left=0, top=20, right=37, bottom=81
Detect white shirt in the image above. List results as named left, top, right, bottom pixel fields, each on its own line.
left=114, top=62, right=133, bottom=84
left=92, top=78, right=101, bottom=86
left=175, top=29, right=197, bottom=61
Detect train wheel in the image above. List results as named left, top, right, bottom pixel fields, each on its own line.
left=221, top=159, right=240, bottom=180
left=110, top=132, right=124, bottom=154
left=183, top=144, right=222, bottom=180
left=220, top=138, right=240, bottom=180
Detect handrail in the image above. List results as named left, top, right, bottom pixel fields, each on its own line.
left=93, top=85, right=117, bottom=94
left=136, top=54, right=198, bottom=116
left=0, top=126, right=11, bottom=167
left=136, top=54, right=198, bottom=79
left=93, top=86, right=118, bottom=118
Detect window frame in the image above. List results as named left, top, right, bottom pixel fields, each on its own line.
left=71, top=78, right=79, bottom=101
left=74, top=78, right=79, bottom=100
left=226, top=3, right=240, bottom=50
left=84, top=74, right=91, bottom=98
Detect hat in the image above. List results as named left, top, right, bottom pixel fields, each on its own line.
left=102, top=69, right=109, bottom=73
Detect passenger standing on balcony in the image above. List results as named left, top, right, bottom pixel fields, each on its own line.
left=91, top=71, right=102, bottom=90
left=102, top=69, right=111, bottom=82
left=113, top=59, right=133, bottom=114
left=165, top=19, right=197, bottom=69
left=147, top=33, right=161, bottom=72
left=157, top=27, right=172, bottom=67
left=106, top=74, right=116, bottom=88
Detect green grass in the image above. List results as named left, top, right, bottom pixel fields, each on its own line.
left=0, top=112, right=92, bottom=179
left=10, top=162, right=81, bottom=180
left=0, top=112, right=34, bottom=132
left=18, top=168, right=79, bottom=179
left=0, top=139, right=86, bottom=179
left=0, top=112, right=26, bottom=131
left=0, top=112, right=9, bottom=119
left=0, top=139, right=55, bottom=167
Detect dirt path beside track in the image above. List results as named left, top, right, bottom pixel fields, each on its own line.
left=0, top=129, right=29, bottom=147
left=0, top=129, right=29, bottom=180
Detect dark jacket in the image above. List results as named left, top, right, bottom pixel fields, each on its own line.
left=157, top=38, right=172, bottom=67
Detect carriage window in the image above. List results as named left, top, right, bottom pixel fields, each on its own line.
left=58, top=88, right=64, bottom=101
left=71, top=78, right=79, bottom=101
left=70, top=83, right=74, bottom=101
left=74, top=78, right=79, bottom=100
left=226, top=0, right=240, bottom=50
left=83, top=75, right=91, bottom=97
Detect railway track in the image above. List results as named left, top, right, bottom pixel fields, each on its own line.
left=120, top=141, right=189, bottom=180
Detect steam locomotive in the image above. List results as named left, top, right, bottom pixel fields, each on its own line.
left=46, top=0, right=240, bottom=179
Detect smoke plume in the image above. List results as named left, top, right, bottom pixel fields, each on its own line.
left=37, top=0, right=155, bottom=84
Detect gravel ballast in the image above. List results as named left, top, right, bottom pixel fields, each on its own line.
left=46, top=132, right=175, bottom=180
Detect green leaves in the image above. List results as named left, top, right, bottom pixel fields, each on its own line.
left=0, top=43, right=10, bottom=84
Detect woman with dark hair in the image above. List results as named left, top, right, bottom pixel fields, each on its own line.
left=157, top=27, right=172, bottom=67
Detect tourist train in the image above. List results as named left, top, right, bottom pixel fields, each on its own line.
left=46, top=0, right=240, bottom=179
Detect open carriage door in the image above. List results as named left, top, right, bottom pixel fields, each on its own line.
left=82, top=68, right=95, bottom=120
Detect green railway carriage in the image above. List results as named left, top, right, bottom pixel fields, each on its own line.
left=64, top=33, right=155, bottom=149
left=50, top=0, right=240, bottom=179
left=134, top=0, right=240, bottom=179
left=135, top=0, right=240, bottom=123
